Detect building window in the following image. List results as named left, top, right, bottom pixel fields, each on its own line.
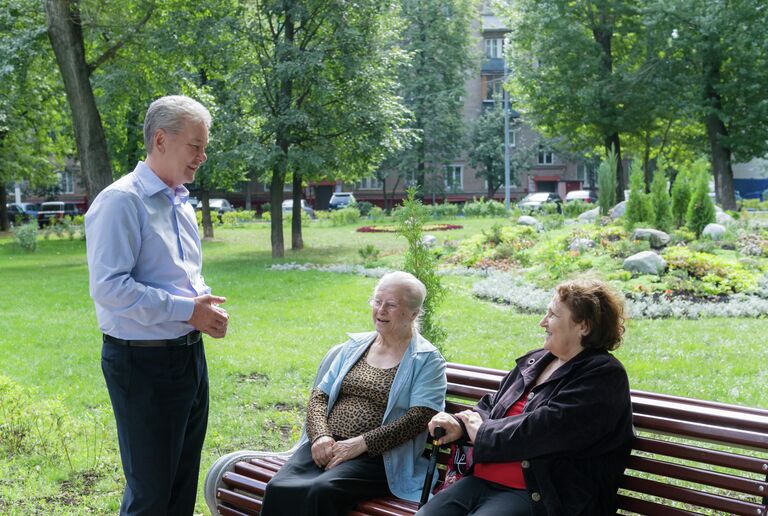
left=444, top=165, right=463, bottom=191
left=58, top=170, right=74, bottom=194
left=484, top=38, right=504, bottom=59
left=508, top=128, right=517, bottom=148
left=358, top=176, right=383, bottom=190
left=578, top=163, right=597, bottom=188
left=481, top=74, right=504, bottom=101
left=537, top=145, right=553, bottom=165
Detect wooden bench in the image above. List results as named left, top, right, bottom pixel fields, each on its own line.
left=205, top=353, right=768, bottom=515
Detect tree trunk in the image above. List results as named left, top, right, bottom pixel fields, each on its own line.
left=593, top=17, right=625, bottom=202
left=270, top=169, right=285, bottom=258
left=200, top=187, right=214, bottom=239
left=291, top=174, right=303, bottom=250
left=269, top=4, right=295, bottom=258
left=0, top=187, right=8, bottom=232
left=605, top=133, right=625, bottom=202
left=45, top=0, right=113, bottom=201
left=703, top=44, right=736, bottom=210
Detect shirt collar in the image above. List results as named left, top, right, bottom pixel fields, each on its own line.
left=135, top=161, right=191, bottom=204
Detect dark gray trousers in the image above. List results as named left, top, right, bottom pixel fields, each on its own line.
left=416, top=475, right=534, bottom=516
left=102, top=339, right=209, bottom=516
left=261, top=440, right=391, bottom=516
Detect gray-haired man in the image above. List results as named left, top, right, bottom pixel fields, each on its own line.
left=86, top=95, right=228, bottom=514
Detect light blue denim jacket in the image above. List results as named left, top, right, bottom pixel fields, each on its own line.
left=312, top=331, right=446, bottom=502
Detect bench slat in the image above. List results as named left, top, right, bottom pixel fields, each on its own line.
left=632, top=390, right=768, bottom=418
left=633, top=436, right=768, bottom=474
left=633, top=413, right=768, bottom=450
left=616, top=493, right=697, bottom=515
left=632, top=396, right=768, bottom=434
left=217, top=488, right=261, bottom=513
left=627, top=454, right=767, bottom=497
left=217, top=504, right=253, bottom=516
left=446, top=383, right=496, bottom=400
left=221, top=471, right=266, bottom=493
left=621, top=475, right=766, bottom=515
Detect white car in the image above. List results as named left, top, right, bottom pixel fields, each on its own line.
left=281, top=199, right=316, bottom=219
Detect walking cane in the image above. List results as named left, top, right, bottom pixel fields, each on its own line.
left=419, top=426, right=445, bottom=508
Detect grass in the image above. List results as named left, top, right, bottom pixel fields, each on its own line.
left=1, top=218, right=767, bottom=514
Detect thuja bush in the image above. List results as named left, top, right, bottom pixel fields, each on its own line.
left=396, top=188, right=447, bottom=351
left=650, top=168, right=672, bottom=232
left=686, top=159, right=716, bottom=237
left=625, top=160, right=652, bottom=230
left=671, top=167, right=692, bottom=228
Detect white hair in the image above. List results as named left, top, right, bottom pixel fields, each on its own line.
left=374, top=271, right=427, bottom=333
left=143, top=95, right=212, bottom=154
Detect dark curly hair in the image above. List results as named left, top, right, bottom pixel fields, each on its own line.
left=556, top=279, right=626, bottom=351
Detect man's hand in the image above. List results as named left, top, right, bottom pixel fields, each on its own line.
left=427, top=412, right=463, bottom=445
left=326, top=436, right=367, bottom=470
left=187, top=294, right=228, bottom=338
left=311, top=436, right=336, bottom=468
left=455, top=410, right=483, bottom=443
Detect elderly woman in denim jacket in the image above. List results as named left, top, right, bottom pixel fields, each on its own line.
left=418, top=278, right=634, bottom=516
left=261, top=271, right=447, bottom=516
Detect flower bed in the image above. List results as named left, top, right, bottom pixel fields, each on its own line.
left=356, top=224, right=463, bottom=233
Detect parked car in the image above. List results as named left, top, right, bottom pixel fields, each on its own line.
left=196, top=198, right=233, bottom=222
left=328, top=192, right=356, bottom=211
left=564, top=190, right=598, bottom=203
left=517, top=192, right=563, bottom=213
left=6, top=203, right=38, bottom=224
left=37, top=201, right=80, bottom=226
left=281, top=199, right=316, bottom=219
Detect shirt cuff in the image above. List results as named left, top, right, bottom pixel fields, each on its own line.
left=172, top=296, right=196, bottom=322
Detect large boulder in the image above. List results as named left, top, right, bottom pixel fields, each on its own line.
left=715, top=210, right=735, bottom=225
left=702, top=223, right=727, bottom=240
left=610, top=201, right=627, bottom=220
left=578, top=208, right=599, bottom=223
left=623, top=251, right=667, bottom=275
left=517, top=215, right=538, bottom=227
left=422, top=234, right=438, bottom=247
left=632, top=228, right=671, bottom=249
left=569, top=238, right=595, bottom=252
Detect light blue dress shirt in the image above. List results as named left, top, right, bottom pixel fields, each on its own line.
left=311, top=331, right=447, bottom=502
left=85, top=161, right=210, bottom=339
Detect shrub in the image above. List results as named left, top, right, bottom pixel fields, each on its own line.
left=650, top=168, right=672, bottom=232
left=562, top=200, right=591, bottom=218
left=396, top=188, right=446, bottom=351
left=369, top=206, right=385, bottom=221
left=430, top=201, right=459, bottom=219
left=598, top=146, right=618, bottom=216
left=222, top=210, right=257, bottom=227
left=662, top=246, right=756, bottom=294
left=670, top=228, right=696, bottom=244
left=330, top=207, right=361, bottom=226
left=625, top=160, right=652, bottom=229
left=685, top=159, right=716, bottom=237
left=357, top=244, right=381, bottom=266
left=671, top=166, right=692, bottom=228
left=11, top=222, right=38, bottom=251
left=462, top=197, right=506, bottom=217
left=356, top=201, right=373, bottom=217
left=261, top=203, right=271, bottom=215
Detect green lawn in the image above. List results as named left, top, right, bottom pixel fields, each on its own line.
left=1, top=219, right=766, bottom=514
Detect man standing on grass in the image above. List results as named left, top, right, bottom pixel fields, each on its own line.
left=85, top=95, right=229, bottom=515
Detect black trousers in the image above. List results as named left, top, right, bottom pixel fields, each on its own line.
left=416, top=475, right=534, bottom=516
left=261, top=441, right=391, bottom=516
left=101, top=339, right=209, bottom=516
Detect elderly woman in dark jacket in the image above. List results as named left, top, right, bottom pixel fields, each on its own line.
left=418, top=278, right=634, bottom=516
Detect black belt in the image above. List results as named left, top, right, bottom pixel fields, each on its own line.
left=103, top=331, right=202, bottom=347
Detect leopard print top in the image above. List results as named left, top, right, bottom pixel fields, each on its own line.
left=306, top=348, right=436, bottom=456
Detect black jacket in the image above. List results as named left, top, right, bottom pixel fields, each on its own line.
left=472, top=348, right=634, bottom=516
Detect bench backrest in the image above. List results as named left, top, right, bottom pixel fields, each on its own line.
left=444, top=362, right=768, bottom=515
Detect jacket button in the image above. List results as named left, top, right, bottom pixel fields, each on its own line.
left=521, top=460, right=530, bottom=469
left=531, top=492, right=542, bottom=502
left=527, top=391, right=535, bottom=400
